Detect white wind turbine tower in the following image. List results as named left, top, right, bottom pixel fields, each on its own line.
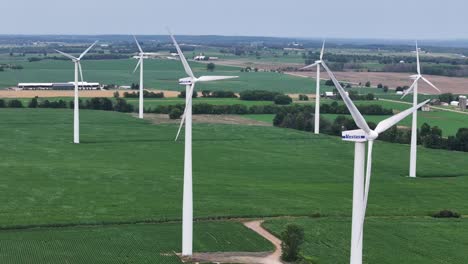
left=169, top=31, right=238, bottom=257
left=55, top=41, right=98, bottom=144
left=321, top=61, right=429, bottom=264
left=133, top=36, right=149, bottom=119
left=401, top=42, right=441, bottom=177
left=300, top=40, right=326, bottom=134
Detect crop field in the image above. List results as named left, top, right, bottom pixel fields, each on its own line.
left=0, top=57, right=334, bottom=93
left=289, top=71, right=468, bottom=95
left=264, top=217, right=468, bottom=263
left=0, top=221, right=272, bottom=263
left=1, top=108, right=468, bottom=262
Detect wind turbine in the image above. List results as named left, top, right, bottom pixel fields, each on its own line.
left=169, top=31, right=238, bottom=257
left=401, top=42, right=441, bottom=177
left=300, top=40, right=325, bottom=134
left=321, top=61, right=429, bottom=264
left=55, top=41, right=98, bottom=144
left=133, top=36, right=149, bottom=119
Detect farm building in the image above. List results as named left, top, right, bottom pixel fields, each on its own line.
left=17, top=82, right=101, bottom=90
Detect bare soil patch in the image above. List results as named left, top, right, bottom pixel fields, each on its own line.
left=140, top=114, right=272, bottom=127
left=287, top=71, right=468, bottom=95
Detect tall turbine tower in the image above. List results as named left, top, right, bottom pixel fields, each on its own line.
left=55, top=41, right=98, bottom=144
left=169, top=31, right=238, bottom=257
left=133, top=36, right=149, bottom=119
left=301, top=41, right=325, bottom=134
left=322, top=61, right=429, bottom=264
left=402, top=42, right=441, bottom=177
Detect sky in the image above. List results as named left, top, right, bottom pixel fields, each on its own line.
left=2, top=0, right=467, bottom=39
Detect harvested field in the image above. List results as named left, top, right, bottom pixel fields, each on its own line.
left=287, top=71, right=468, bottom=94
left=140, top=113, right=272, bottom=126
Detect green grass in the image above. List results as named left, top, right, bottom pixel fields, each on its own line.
left=264, top=217, right=468, bottom=263
left=1, top=108, right=468, bottom=228
left=0, top=221, right=273, bottom=263
left=243, top=114, right=276, bottom=122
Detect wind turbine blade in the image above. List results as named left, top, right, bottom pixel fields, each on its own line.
left=321, top=62, right=371, bottom=134
left=374, top=99, right=430, bottom=134
left=78, top=41, right=98, bottom=60
left=401, top=78, right=419, bottom=99
left=300, top=62, right=319, bottom=70
left=133, top=35, right=143, bottom=53
left=55, top=49, right=77, bottom=60
left=320, top=40, right=326, bottom=60
left=78, top=62, right=84, bottom=88
left=175, top=113, right=186, bottom=141
left=421, top=76, right=441, bottom=93
left=416, top=41, right=421, bottom=75
left=197, top=76, right=238, bottom=82
left=133, top=58, right=142, bottom=74
left=168, top=30, right=195, bottom=78
left=175, top=83, right=195, bottom=141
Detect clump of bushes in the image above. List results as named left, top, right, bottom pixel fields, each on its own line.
left=274, top=94, right=292, bottom=105
left=7, top=99, right=23, bottom=108
left=169, top=108, right=183, bottom=119
left=298, top=94, right=309, bottom=101
left=239, top=90, right=282, bottom=101
left=281, top=224, right=305, bottom=262
left=123, top=90, right=164, bottom=98
left=432, top=210, right=461, bottom=218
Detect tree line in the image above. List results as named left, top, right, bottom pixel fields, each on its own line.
left=0, top=97, right=134, bottom=113
left=146, top=102, right=393, bottom=117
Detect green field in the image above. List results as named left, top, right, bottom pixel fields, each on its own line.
left=0, top=221, right=272, bottom=263
left=1, top=108, right=468, bottom=262
left=264, top=217, right=468, bottom=263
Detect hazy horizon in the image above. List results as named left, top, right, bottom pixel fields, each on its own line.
left=3, top=0, right=468, bottom=39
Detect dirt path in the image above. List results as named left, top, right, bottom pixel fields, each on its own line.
left=187, top=220, right=284, bottom=264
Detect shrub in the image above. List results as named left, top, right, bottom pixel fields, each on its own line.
left=206, top=62, right=215, bottom=71
left=365, top=81, right=371, bottom=87
left=169, top=108, right=183, bottom=119
left=281, top=224, right=305, bottom=262
left=7, top=99, right=23, bottom=108
left=0, top=99, right=5, bottom=107
left=114, top=98, right=134, bottom=112
left=239, top=90, right=281, bottom=101
left=274, top=95, right=293, bottom=105
left=298, top=94, right=309, bottom=101
left=432, top=210, right=461, bottom=218
left=28, top=97, right=39, bottom=108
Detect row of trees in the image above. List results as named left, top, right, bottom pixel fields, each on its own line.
left=0, top=97, right=134, bottom=113
left=122, top=90, right=165, bottom=98
left=146, top=102, right=393, bottom=117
